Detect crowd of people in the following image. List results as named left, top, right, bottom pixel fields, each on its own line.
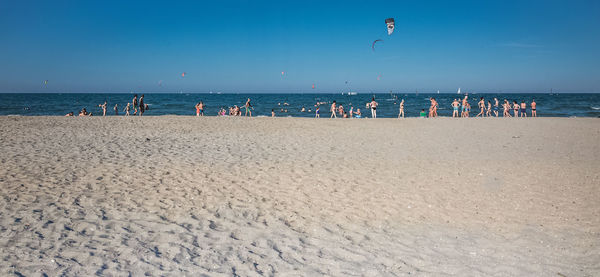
left=63, top=94, right=538, bottom=118
left=65, top=94, right=149, bottom=117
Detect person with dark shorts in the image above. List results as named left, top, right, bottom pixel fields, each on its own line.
left=520, top=101, right=527, bottom=117
left=139, top=94, right=145, bottom=116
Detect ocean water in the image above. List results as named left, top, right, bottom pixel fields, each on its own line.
left=1, top=93, right=599, bottom=118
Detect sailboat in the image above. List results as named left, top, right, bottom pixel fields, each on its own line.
left=457, top=88, right=461, bottom=94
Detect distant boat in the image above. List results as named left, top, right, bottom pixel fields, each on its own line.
left=347, top=92, right=357, bottom=95
left=437, top=90, right=440, bottom=94
left=457, top=88, right=461, bottom=94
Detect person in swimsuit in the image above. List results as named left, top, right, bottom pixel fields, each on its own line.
left=520, top=101, right=527, bottom=117
left=513, top=101, right=519, bottom=117
left=465, top=102, right=471, bottom=117
left=138, top=94, right=145, bottom=116
left=271, top=109, right=275, bottom=117
left=486, top=101, right=492, bottom=117
left=132, top=94, right=138, bottom=115
left=355, top=108, right=362, bottom=118
left=98, top=101, right=107, bottom=116
left=502, top=100, right=511, bottom=117
left=476, top=97, right=485, bottom=117
left=65, top=112, right=74, bottom=116
left=124, top=103, right=131, bottom=116
left=338, top=104, right=344, bottom=117
left=398, top=99, right=405, bottom=118
left=451, top=99, right=459, bottom=118
left=348, top=106, right=354, bottom=118
left=199, top=101, right=204, bottom=116
left=493, top=98, right=499, bottom=117
left=370, top=97, right=378, bottom=118
left=531, top=99, right=537, bottom=117
left=245, top=98, right=252, bottom=117
left=461, top=95, right=468, bottom=117
left=195, top=102, right=201, bottom=117
left=330, top=101, right=337, bottom=118
left=113, top=104, right=118, bottom=115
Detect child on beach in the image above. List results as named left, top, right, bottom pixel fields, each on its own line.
left=355, top=108, right=362, bottom=118
left=420, top=109, right=427, bottom=118
left=195, top=102, right=201, bottom=117
left=315, top=104, right=320, bottom=118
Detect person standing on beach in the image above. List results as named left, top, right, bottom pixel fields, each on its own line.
left=465, top=102, right=471, bottom=117
left=486, top=101, right=492, bottom=117
left=338, top=104, right=344, bottom=117
left=245, top=98, right=252, bottom=117
left=461, top=95, right=468, bottom=117
left=531, top=100, right=537, bottom=117
left=370, top=97, right=378, bottom=118
left=493, top=98, right=499, bottom=117
left=330, top=101, right=337, bottom=118
left=315, top=103, right=320, bottom=118
left=513, top=101, right=519, bottom=117
left=113, top=104, right=118, bottom=115
left=349, top=106, right=354, bottom=118
left=199, top=101, right=204, bottom=116
left=476, top=97, right=485, bottom=117
left=99, top=101, right=107, bottom=116
left=502, top=100, right=511, bottom=117
left=138, top=94, right=145, bottom=116
left=132, top=94, right=138, bottom=115
left=271, top=109, right=275, bottom=117
left=520, top=101, right=527, bottom=117
left=195, top=102, right=201, bottom=117
left=451, top=99, right=460, bottom=118
left=399, top=99, right=405, bottom=118
left=124, top=103, right=131, bottom=116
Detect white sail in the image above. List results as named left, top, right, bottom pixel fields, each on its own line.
left=457, top=88, right=461, bottom=94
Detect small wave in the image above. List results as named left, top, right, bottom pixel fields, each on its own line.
left=591, top=106, right=600, bottom=110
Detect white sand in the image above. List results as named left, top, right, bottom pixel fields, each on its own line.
left=1, top=116, right=599, bottom=276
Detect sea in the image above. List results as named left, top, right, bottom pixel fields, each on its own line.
left=1, top=93, right=599, bottom=118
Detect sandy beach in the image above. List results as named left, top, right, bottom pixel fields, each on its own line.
left=0, top=116, right=598, bottom=276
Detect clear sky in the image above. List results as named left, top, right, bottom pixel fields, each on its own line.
left=1, top=0, right=599, bottom=93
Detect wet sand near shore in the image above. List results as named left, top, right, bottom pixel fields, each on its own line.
left=1, top=116, right=599, bottom=276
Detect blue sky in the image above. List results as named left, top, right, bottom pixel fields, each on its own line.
left=1, top=0, right=599, bottom=93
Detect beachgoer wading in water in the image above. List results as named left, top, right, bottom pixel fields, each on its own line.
left=370, top=97, right=378, bottom=118
left=245, top=98, right=252, bottom=117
